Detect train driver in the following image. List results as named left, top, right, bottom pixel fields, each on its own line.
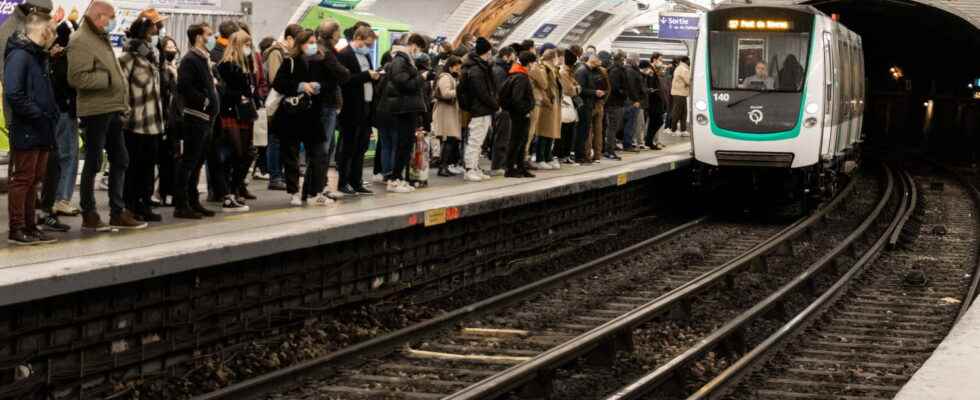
left=741, top=61, right=775, bottom=90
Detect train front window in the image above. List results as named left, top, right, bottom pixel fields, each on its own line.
left=709, top=30, right=810, bottom=92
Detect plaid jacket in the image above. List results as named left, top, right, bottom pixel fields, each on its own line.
left=118, top=41, right=164, bottom=135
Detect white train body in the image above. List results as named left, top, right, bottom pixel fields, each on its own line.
left=690, top=5, right=864, bottom=179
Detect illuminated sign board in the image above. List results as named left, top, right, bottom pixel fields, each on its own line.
left=728, top=19, right=791, bottom=30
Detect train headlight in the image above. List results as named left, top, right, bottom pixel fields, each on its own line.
left=804, top=117, right=818, bottom=128
left=805, top=103, right=819, bottom=114
left=695, top=100, right=707, bottom=111
left=696, top=114, right=709, bottom=125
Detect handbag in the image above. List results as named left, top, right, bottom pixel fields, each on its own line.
left=235, top=97, right=259, bottom=120
left=561, top=95, right=578, bottom=123
left=280, top=92, right=311, bottom=115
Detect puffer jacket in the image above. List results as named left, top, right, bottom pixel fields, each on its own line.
left=3, top=32, right=57, bottom=150
left=67, top=17, right=129, bottom=117
left=459, top=52, right=498, bottom=117
left=377, top=48, right=425, bottom=115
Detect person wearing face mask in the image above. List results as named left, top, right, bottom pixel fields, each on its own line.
left=68, top=0, right=147, bottom=231
left=307, top=20, right=350, bottom=200
left=213, top=30, right=260, bottom=212
left=457, top=36, right=498, bottom=182
left=118, top=11, right=167, bottom=223
left=4, top=14, right=60, bottom=245
left=156, top=36, right=180, bottom=206
left=337, top=25, right=380, bottom=195
left=262, top=24, right=304, bottom=192
left=530, top=48, right=563, bottom=170
left=272, top=30, right=333, bottom=206
left=375, top=33, right=427, bottom=193
left=432, top=55, right=463, bottom=177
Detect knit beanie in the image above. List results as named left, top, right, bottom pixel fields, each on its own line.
left=475, top=37, right=493, bottom=56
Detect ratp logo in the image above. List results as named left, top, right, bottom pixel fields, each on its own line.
left=748, top=109, right=764, bottom=125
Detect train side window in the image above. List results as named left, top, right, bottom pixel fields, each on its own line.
left=823, top=31, right=833, bottom=116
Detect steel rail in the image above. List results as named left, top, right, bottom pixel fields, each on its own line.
left=191, top=216, right=709, bottom=400
left=444, top=171, right=861, bottom=400
left=889, top=170, right=918, bottom=247
left=681, top=165, right=909, bottom=400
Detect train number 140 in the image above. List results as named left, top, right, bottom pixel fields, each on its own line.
left=713, top=93, right=730, bottom=102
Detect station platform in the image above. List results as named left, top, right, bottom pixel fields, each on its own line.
left=0, top=139, right=692, bottom=308
left=894, top=299, right=980, bottom=400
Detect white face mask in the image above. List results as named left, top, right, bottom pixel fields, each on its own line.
left=243, top=47, right=252, bottom=57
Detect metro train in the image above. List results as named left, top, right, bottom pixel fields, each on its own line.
left=689, top=4, right=865, bottom=207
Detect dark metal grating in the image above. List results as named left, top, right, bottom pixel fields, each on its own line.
left=716, top=151, right=795, bottom=168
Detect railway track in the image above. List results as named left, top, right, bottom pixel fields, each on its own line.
left=191, top=167, right=874, bottom=400
left=682, top=166, right=980, bottom=400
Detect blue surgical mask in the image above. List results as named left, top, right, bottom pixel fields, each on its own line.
left=206, top=36, right=216, bottom=51
left=150, top=35, right=160, bottom=48
left=354, top=46, right=371, bottom=56
left=105, top=18, right=117, bottom=34
left=304, top=44, right=318, bottom=57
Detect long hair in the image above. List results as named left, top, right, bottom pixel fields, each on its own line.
left=220, top=30, right=253, bottom=71
left=289, top=30, right=315, bottom=58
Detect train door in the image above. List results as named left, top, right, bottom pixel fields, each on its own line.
left=820, top=26, right=835, bottom=160
left=851, top=39, right=864, bottom=144
left=827, top=26, right=843, bottom=157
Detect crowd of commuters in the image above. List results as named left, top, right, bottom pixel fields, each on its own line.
left=1, top=0, right=692, bottom=246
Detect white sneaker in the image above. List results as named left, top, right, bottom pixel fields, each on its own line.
left=449, top=165, right=465, bottom=175
left=399, top=180, right=417, bottom=192
left=388, top=181, right=414, bottom=193
left=549, top=160, right=561, bottom=170
left=372, top=174, right=386, bottom=184
left=479, top=170, right=492, bottom=179
left=464, top=170, right=485, bottom=182
left=290, top=193, right=303, bottom=207
left=97, top=174, right=109, bottom=191
left=310, top=194, right=334, bottom=206
left=253, top=171, right=270, bottom=181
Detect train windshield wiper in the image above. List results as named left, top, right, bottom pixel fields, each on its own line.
left=727, top=90, right=772, bottom=108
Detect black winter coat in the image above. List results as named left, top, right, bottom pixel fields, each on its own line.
left=502, top=71, right=534, bottom=116
left=337, top=45, right=374, bottom=129
left=459, top=52, right=498, bottom=117
left=575, top=64, right=600, bottom=105
left=492, top=56, right=510, bottom=92
left=307, top=46, right=350, bottom=109
left=377, top=51, right=425, bottom=115
left=626, top=66, right=647, bottom=108
left=178, top=48, right=220, bottom=123
left=3, top=33, right=57, bottom=150
left=606, top=64, right=629, bottom=108
left=217, top=62, right=257, bottom=119
left=271, top=56, right=322, bottom=142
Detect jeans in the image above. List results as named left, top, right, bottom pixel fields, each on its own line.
left=574, top=103, right=592, bottom=160
left=8, top=150, right=48, bottom=230
left=378, top=124, right=397, bottom=177
left=174, top=119, right=211, bottom=209
left=558, top=122, right=575, bottom=159
left=123, top=132, right=159, bottom=213
left=388, top=113, right=417, bottom=182
left=507, top=114, right=530, bottom=171
left=80, top=112, right=128, bottom=215
left=54, top=113, right=79, bottom=201
left=623, top=105, right=640, bottom=149
left=605, top=106, right=625, bottom=155
left=311, top=107, right=338, bottom=193
left=536, top=137, right=555, bottom=163
left=464, top=115, right=492, bottom=170
left=267, top=128, right=283, bottom=181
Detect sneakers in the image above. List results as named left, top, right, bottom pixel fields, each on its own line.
left=191, top=203, right=217, bottom=217
left=479, top=170, right=492, bottom=180
left=39, top=215, right=71, bottom=232
left=521, top=169, right=536, bottom=178
left=138, top=209, right=163, bottom=222
left=96, top=174, right=109, bottom=191
left=29, top=229, right=58, bottom=244
left=82, top=212, right=112, bottom=232
left=110, top=210, right=149, bottom=230
left=448, top=165, right=465, bottom=175
left=253, top=171, right=271, bottom=181
left=310, top=193, right=335, bottom=206
left=222, top=196, right=250, bottom=212
left=290, top=193, right=304, bottom=207
left=354, top=186, right=375, bottom=195
left=548, top=160, right=561, bottom=170
left=268, top=180, right=287, bottom=191
left=371, top=174, right=386, bottom=184
left=339, top=184, right=358, bottom=196
left=464, top=169, right=485, bottom=182
left=53, top=200, right=80, bottom=217
left=386, top=180, right=415, bottom=193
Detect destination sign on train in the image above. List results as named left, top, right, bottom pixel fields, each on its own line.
left=728, top=19, right=792, bottom=30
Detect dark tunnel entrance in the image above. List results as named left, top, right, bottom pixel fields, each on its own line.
left=803, top=0, right=980, bottom=161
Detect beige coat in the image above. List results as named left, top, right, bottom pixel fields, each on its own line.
left=432, top=72, right=461, bottom=139
left=530, top=63, right=562, bottom=139
left=559, top=64, right=581, bottom=98
left=67, top=18, right=129, bottom=117
left=671, top=62, right=691, bottom=97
